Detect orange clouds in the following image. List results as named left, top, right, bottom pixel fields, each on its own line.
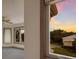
left=49, top=17, right=76, bottom=32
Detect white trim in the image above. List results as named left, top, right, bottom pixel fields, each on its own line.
left=45, top=0, right=64, bottom=5
left=49, top=53, right=75, bottom=59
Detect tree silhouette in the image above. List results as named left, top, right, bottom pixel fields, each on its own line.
left=50, top=29, right=75, bottom=44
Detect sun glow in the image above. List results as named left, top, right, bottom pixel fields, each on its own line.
left=50, top=18, right=76, bottom=32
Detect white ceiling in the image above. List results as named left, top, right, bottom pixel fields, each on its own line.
left=2, top=0, right=24, bottom=24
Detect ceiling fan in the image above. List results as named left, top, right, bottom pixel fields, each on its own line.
left=2, top=16, right=13, bottom=24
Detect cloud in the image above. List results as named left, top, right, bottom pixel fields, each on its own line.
left=56, top=0, right=76, bottom=13
left=49, top=17, right=76, bottom=32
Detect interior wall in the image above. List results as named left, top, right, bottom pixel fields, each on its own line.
left=24, top=0, right=40, bottom=59
left=13, top=23, right=24, bottom=27
left=2, top=0, right=24, bottom=24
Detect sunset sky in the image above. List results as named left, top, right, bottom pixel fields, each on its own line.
left=50, top=0, right=76, bottom=32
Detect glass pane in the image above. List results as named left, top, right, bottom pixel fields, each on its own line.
left=4, top=29, right=11, bottom=43
left=20, top=30, right=24, bottom=42
left=16, top=30, right=20, bottom=42
left=49, top=0, right=76, bottom=57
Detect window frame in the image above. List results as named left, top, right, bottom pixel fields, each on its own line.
left=14, top=26, right=24, bottom=44
left=45, top=3, right=76, bottom=59
left=3, top=28, right=12, bottom=44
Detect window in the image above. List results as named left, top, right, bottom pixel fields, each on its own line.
left=3, top=28, right=12, bottom=44
left=15, top=28, right=20, bottom=43
left=20, top=29, right=24, bottom=43
left=14, top=27, right=24, bottom=44
left=46, top=0, right=76, bottom=59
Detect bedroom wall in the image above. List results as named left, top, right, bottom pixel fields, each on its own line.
left=24, top=0, right=40, bottom=59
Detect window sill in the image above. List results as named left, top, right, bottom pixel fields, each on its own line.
left=46, top=53, right=75, bottom=59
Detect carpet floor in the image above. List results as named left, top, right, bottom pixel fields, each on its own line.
left=2, top=47, right=24, bottom=59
